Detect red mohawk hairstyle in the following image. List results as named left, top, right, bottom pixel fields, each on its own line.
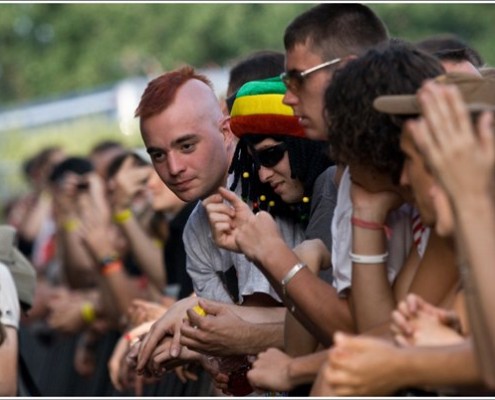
left=135, top=65, right=213, bottom=120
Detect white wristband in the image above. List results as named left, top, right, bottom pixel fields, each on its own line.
left=281, top=262, right=307, bottom=298
left=349, top=251, right=389, bottom=264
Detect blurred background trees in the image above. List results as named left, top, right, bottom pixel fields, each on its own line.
left=1, top=3, right=495, bottom=214
left=0, top=3, right=494, bottom=106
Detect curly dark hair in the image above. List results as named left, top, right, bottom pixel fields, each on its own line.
left=325, top=40, right=445, bottom=184
left=228, top=134, right=331, bottom=226
left=416, top=33, right=484, bottom=68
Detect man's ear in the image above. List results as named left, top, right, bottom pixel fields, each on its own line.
left=219, top=115, right=231, bottom=132
left=219, top=116, right=235, bottom=142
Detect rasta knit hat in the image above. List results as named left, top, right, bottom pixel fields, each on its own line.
left=230, top=76, right=305, bottom=138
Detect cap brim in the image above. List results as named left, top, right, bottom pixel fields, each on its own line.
left=465, top=103, right=495, bottom=113
left=374, top=72, right=495, bottom=115
left=373, top=95, right=420, bottom=115
left=374, top=95, right=495, bottom=115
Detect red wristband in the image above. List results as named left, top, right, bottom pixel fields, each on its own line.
left=351, top=216, right=392, bottom=239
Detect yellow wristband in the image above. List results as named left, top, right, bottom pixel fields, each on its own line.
left=63, top=219, right=79, bottom=233
left=113, top=208, right=132, bottom=224
left=81, top=301, right=96, bottom=324
left=153, top=238, right=164, bottom=248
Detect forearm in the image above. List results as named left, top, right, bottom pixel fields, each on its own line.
left=225, top=304, right=286, bottom=324
left=211, top=304, right=286, bottom=354
left=351, top=215, right=395, bottom=333
left=454, top=195, right=495, bottom=386
left=98, top=269, right=140, bottom=318
left=361, top=321, right=395, bottom=341
left=462, top=284, right=495, bottom=388
left=252, top=241, right=354, bottom=346
left=58, top=231, right=98, bottom=288
left=19, top=192, right=51, bottom=241
left=285, top=310, right=318, bottom=357
left=236, top=321, right=284, bottom=355
left=401, top=340, right=482, bottom=389
left=287, top=350, right=328, bottom=389
left=0, top=327, right=18, bottom=396
left=406, top=231, right=459, bottom=308
left=117, top=215, right=166, bottom=290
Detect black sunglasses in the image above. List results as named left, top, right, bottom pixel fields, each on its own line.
left=251, top=142, right=288, bottom=168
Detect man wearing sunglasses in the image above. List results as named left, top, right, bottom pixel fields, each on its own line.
left=281, top=4, right=388, bottom=141
left=193, top=5, right=391, bottom=393
left=251, top=142, right=287, bottom=170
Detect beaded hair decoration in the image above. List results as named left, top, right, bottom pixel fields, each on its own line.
left=229, top=76, right=331, bottom=226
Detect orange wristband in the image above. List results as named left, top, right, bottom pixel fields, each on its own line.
left=100, top=260, right=123, bottom=276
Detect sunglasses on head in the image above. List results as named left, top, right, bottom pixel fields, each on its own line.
left=251, top=142, right=288, bottom=168
left=280, top=57, right=342, bottom=93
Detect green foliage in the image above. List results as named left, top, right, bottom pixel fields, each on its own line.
left=2, top=3, right=495, bottom=208
left=371, top=3, right=495, bottom=65
left=1, top=3, right=494, bottom=106
left=0, top=3, right=312, bottom=105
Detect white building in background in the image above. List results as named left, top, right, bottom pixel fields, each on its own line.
left=0, top=67, right=229, bottom=135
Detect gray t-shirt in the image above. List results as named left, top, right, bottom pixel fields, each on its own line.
left=184, top=196, right=305, bottom=305
left=306, top=166, right=338, bottom=285
left=306, top=165, right=337, bottom=251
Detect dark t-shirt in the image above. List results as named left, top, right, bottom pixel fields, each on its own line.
left=164, top=201, right=198, bottom=299
left=306, top=165, right=338, bottom=285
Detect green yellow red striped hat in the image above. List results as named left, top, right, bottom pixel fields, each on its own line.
left=230, top=76, right=305, bottom=138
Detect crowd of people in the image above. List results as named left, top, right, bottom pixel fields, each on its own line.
left=2, top=3, right=495, bottom=397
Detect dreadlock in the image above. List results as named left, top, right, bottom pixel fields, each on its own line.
left=229, top=134, right=332, bottom=227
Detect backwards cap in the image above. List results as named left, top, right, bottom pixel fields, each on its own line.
left=230, top=76, right=305, bottom=138
left=374, top=72, right=495, bottom=115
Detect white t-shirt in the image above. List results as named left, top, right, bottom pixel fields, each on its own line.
left=411, top=208, right=431, bottom=258
left=0, top=262, right=20, bottom=329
